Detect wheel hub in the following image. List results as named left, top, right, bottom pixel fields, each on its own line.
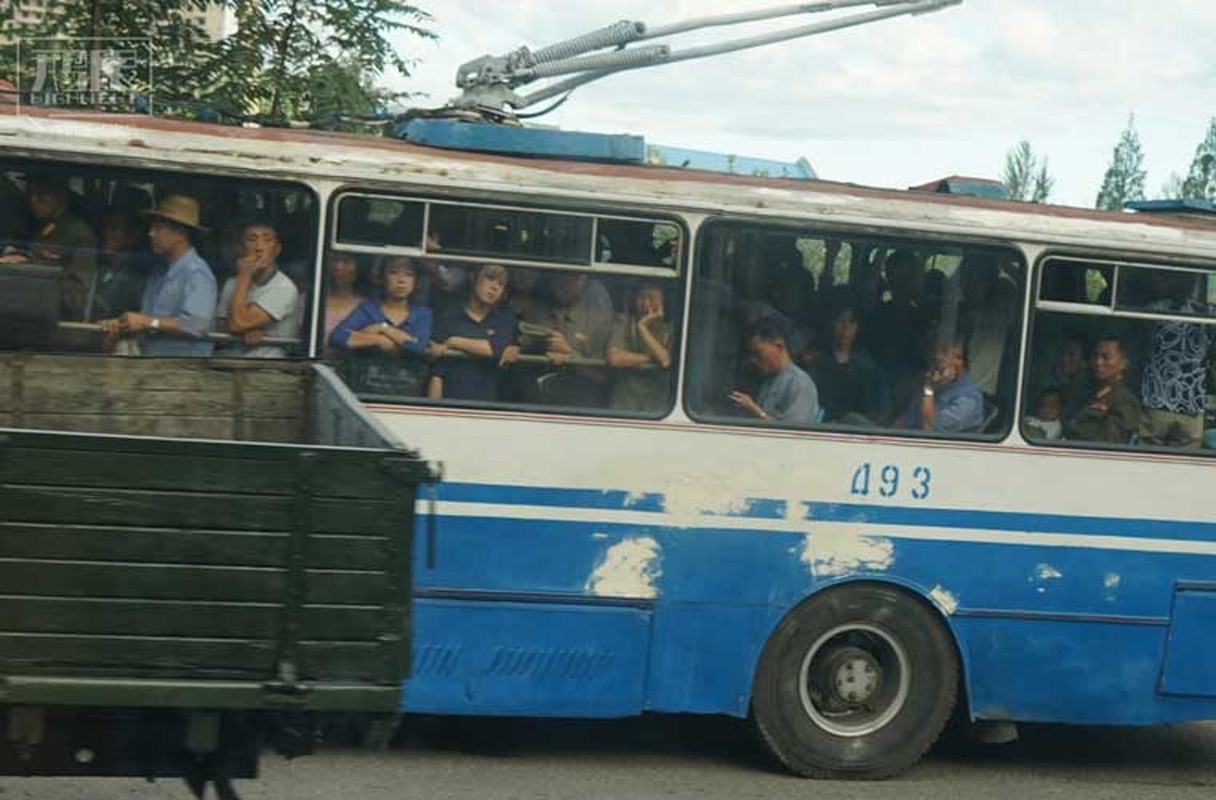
left=797, top=623, right=911, bottom=738
left=818, top=645, right=882, bottom=708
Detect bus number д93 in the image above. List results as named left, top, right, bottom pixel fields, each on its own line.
left=850, top=463, right=933, bottom=501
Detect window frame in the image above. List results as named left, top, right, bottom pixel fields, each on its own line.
left=321, top=186, right=692, bottom=421
left=330, top=190, right=685, bottom=279
left=1022, top=250, right=1216, bottom=457
left=683, top=216, right=1030, bottom=442
left=0, top=154, right=322, bottom=359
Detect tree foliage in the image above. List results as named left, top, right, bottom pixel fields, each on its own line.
left=0, top=0, right=436, bottom=126
left=1003, top=139, right=1054, bottom=203
left=1095, top=115, right=1147, bottom=211
left=202, top=0, right=435, bottom=124
left=1180, top=117, right=1216, bottom=202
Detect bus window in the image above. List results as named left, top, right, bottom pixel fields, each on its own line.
left=1024, top=257, right=1216, bottom=451
left=686, top=220, right=1025, bottom=437
left=335, top=195, right=424, bottom=250
left=596, top=218, right=682, bottom=269
left=0, top=158, right=318, bottom=359
left=323, top=197, right=684, bottom=418
left=1039, top=258, right=1113, bottom=306
left=428, top=203, right=593, bottom=265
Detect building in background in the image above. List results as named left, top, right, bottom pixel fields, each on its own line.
left=5, top=1, right=228, bottom=41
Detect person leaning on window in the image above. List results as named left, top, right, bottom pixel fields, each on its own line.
left=329, top=256, right=432, bottom=358
left=215, top=220, right=300, bottom=358
left=426, top=263, right=517, bottom=402
left=98, top=194, right=217, bottom=357
left=605, top=282, right=673, bottom=413
left=1063, top=337, right=1141, bottom=445
left=728, top=315, right=820, bottom=424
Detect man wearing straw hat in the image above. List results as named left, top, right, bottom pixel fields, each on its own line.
left=99, top=194, right=217, bottom=356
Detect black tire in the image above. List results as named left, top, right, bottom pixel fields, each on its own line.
left=751, top=582, right=958, bottom=779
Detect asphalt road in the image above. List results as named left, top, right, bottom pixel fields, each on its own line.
left=3, top=715, right=1215, bottom=800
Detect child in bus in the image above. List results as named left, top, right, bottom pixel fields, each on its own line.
left=606, top=282, right=673, bottom=413
left=427, top=263, right=516, bottom=402
left=1024, top=387, right=1064, bottom=440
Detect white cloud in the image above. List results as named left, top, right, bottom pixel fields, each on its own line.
left=388, top=1, right=1216, bottom=206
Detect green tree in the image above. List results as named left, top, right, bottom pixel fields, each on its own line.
left=1180, top=117, right=1216, bottom=202
left=202, top=0, right=435, bottom=125
left=1159, top=172, right=1186, bottom=200
left=1095, top=115, right=1147, bottom=211
left=0, top=1, right=435, bottom=127
left=0, top=1, right=220, bottom=104
left=1003, top=139, right=1055, bottom=203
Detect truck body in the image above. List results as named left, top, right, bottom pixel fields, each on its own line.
left=0, top=353, right=431, bottom=792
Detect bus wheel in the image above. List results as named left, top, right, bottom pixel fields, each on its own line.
left=752, top=583, right=958, bottom=779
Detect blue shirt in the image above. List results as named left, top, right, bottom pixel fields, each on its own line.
left=756, top=361, right=820, bottom=424
left=139, top=247, right=217, bottom=357
left=903, top=371, right=984, bottom=432
left=432, top=303, right=517, bottom=401
left=329, top=299, right=432, bottom=355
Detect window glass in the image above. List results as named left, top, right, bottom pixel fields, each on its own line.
left=0, top=158, right=317, bottom=359
left=322, top=199, right=684, bottom=418
left=336, top=195, right=423, bottom=249
left=1039, top=258, right=1112, bottom=305
left=1025, top=257, right=1216, bottom=451
left=428, top=204, right=593, bottom=265
left=686, top=220, right=1025, bottom=437
left=596, top=218, right=683, bottom=269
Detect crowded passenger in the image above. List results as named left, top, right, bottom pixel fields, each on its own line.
left=0, top=174, right=97, bottom=320
left=323, top=251, right=366, bottom=357
left=89, top=209, right=149, bottom=323
left=534, top=272, right=614, bottom=405
left=1063, top=337, right=1141, bottom=444
left=728, top=316, right=820, bottom=424
left=900, top=339, right=984, bottom=433
left=98, top=194, right=217, bottom=356
left=215, top=220, right=300, bottom=358
left=330, top=256, right=432, bottom=394
left=605, top=282, right=673, bottom=413
left=1137, top=272, right=1215, bottom=448
left=866, top=250, right=933, bottom=419
left=959, top=254, right=1019, bottom=397
left=807, top=305, right=879, bottom=424
left=427, top=263, right=517, bottom=402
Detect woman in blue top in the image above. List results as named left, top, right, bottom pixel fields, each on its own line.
left=330, top=256, right=432, bottom=395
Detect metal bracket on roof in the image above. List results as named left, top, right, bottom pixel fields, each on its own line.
left=447, top=1, right=963, bottom=116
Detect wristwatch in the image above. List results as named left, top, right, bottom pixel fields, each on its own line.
left=922, top=385, right=935, bottom=398
left=149, top=317, right=161, bottom=331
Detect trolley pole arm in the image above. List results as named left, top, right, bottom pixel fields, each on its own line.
left=451, top=0, right=963, bottom=112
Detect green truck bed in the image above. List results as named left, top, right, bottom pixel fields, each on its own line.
left=0, top=354, right=432, bottom=793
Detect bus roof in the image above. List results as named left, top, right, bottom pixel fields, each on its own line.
left=3, top=106, right=1216, bottom=259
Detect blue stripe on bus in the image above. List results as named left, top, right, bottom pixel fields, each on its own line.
left=434, top=482, right=667, bottom=512
left=433, top=481, right=1216, bottom=544
left=802, top=502, right=1216, bottom=542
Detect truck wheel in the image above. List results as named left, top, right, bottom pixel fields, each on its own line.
left=752, top=583, right=958, bottom=779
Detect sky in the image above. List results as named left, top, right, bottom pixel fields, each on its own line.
left=386, top=1, right=1216, bottom=208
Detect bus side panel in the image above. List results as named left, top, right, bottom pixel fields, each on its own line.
left=402, top=599, right=651, bottom=717
left=957, top=616, right=1216, bottom=725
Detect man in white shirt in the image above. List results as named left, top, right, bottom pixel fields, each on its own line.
left=216, top=220, right=299, bottom=358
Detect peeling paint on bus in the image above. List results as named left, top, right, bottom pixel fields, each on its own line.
left=801, top=532, right=895, bottom=578
left=586, top=537, right=662, bottom=599
left=930, top=585, right=960, bottom=615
